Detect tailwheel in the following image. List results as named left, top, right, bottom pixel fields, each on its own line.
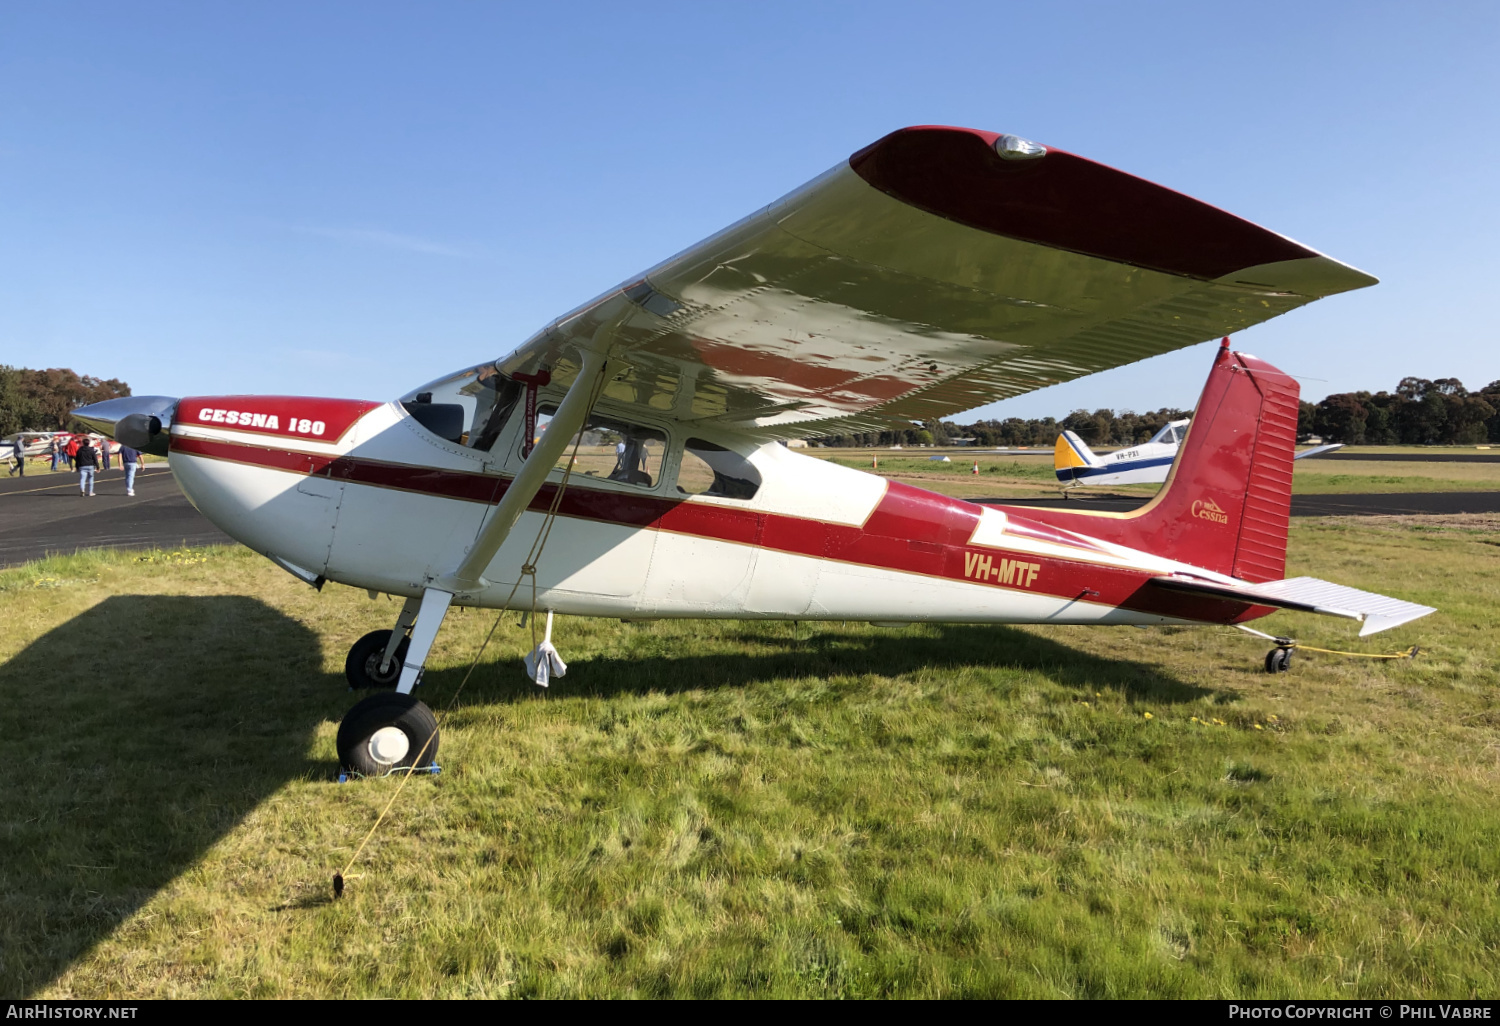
left=337, top=692, right=439, bottom=776
left=1264, top=647, right=1294, bottom=674
left=345, top=629, right=409, bottom=690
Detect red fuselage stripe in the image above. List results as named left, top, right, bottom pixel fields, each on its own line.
left=170, top=434, right=1255, bottom=624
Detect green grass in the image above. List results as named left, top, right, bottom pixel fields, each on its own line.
left=1289, top=460, right=1500, bottom=494
left=824, top=454, right=1057, bottom=480
left=822, top=454, right=1098, bottom=500
left=1, top=522, right=1498, bottom=998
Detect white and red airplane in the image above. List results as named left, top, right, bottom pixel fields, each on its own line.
left=76, top=126, right=1434, bottom=778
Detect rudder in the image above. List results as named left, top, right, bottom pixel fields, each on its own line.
left=1011, top=340, right=1299, bottom=582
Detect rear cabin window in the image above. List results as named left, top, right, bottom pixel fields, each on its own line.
left=676, top=438, right=760, bottom=500
left=530, top=407, right=665, bottom=488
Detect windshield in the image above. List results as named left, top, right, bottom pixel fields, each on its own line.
left=400, top=362, right=523, bottom=450
left=1149, top=421, right=1189, bottom=446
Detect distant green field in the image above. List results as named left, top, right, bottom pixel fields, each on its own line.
left=1, top=520, right=1495, bottom=998
left=811, top=449, right=1500, bottom=499
left=1332, top=446, right=1498, bottom=457
left=1290, top=460, right=1500, bottom=493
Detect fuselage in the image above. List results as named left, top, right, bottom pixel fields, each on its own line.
left=165, top=388, right=1264, bottom=631
left=1054, top=421, right=1188, bottom=487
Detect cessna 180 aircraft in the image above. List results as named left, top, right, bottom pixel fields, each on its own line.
left=1053, top=421, right=1344, bottom=487
left=76, top=125, right=1434, bottom=777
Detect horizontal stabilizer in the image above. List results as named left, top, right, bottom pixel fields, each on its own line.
left=1150, top=574, right=1435, bottom=636
left=1294, top=443, right=1344, bottom=460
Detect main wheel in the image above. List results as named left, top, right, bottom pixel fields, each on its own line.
left=1264, top=647, right=1293, bottom=674
left=345, top=629, right=410, bottom=689
left=336, top=692, right=439, bottom=776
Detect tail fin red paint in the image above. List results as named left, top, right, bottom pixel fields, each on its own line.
left=1013, top=340, right=1299, bottom=582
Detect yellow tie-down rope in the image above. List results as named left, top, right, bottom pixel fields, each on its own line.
left=333, top=368, right=607, bottom=899
left=1234, top=623, right=1421, bottom=661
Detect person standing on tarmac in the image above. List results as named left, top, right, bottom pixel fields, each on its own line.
left=74, top=435, right=99, bottom=497
left=120, top=444, right=141, bottom=496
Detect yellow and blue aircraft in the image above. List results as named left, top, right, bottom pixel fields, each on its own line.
left=1055, top=421, right=1341, bottom=487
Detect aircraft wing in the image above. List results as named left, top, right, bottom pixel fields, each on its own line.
left=495, top=125, right=1377, bottom=439
left=1294, top=443, right=1345, bottom=459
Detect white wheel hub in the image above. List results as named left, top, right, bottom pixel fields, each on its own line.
left=368, top=726, right=411, bottom=766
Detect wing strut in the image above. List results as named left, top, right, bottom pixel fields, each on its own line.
left=391, top=344, right=607, bottom=694
left=448, top=344, right=606, bottom=587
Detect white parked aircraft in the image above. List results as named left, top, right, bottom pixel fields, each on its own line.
left=1054, top=422, right=1343, bottom=487
left=3, top=432, right=123, bottom=467
left=76, top=126, right=1432, bottom=778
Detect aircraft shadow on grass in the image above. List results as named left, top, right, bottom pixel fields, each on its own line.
left=0, top=601, right=1209, bottom=995
left=0, top=595, right=345, bottom=997
left=425, top=622, right=1219, bottom=709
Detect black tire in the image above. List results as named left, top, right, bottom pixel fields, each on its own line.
left=1264, top=647, right=1293, bottom=674
left=336, top=692, right=439, bottom=776
left=345, top=629, right=410, bottom=690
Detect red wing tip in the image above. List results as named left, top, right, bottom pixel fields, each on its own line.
left=849, top=127, right=1321, bottom=281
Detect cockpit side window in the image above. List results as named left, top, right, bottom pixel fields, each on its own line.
left=400, top=362, right=523, bottom=452
left=529, top=405, right=666, bottom=488
left=677, top=438, right=761, bottom=500
left=471, top=376, right=523, bottom=452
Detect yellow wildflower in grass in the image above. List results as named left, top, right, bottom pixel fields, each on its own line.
left=1143, top=712, right=1153, bottom=720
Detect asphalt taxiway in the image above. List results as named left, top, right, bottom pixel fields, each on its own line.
left=0, top=465, right=233, bottom=569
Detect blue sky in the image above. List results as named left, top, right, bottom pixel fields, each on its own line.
left=2, top=1, right=1496, bottom=421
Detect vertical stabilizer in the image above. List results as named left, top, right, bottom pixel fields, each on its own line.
left=1011, top=341, right=1299, bottom=582
left=1053, top=431, right=1101, bottom=483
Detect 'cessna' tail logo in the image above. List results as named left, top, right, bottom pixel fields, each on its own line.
left=1191, top=498, right=1228, bottom=525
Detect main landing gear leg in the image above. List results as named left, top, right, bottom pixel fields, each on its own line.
left=336, top=588, right=452, bottom=775
left=383, top=596, right=421, bottom=671
left=395, top=588, right=453, bottom=695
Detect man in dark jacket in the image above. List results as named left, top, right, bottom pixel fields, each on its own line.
left=74, top=436, right=99, bottom=497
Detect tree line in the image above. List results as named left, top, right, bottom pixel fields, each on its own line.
left=0, top=366, right=132, bottom=437
left=814, top=407, right=1194, bottom=448
left=1300, top=377, right=1500, bottom=445
left=814, top=376, right=1500, bottom=448
left=5, top=362, right=1494, bottom=448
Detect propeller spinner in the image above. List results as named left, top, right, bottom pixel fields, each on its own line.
left=73, top=395, right=180, bottom=456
